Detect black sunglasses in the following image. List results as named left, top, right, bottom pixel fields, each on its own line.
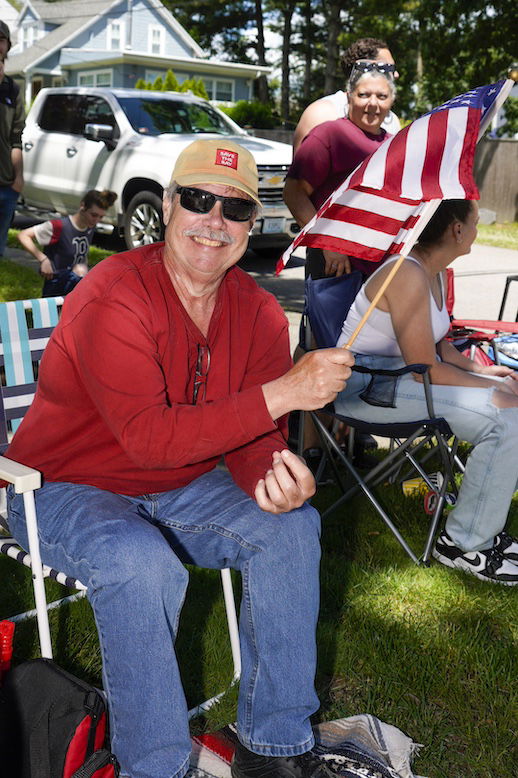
left=176, top=186, right=256, bottom=222
left=352, top=60, right=396, bottom=75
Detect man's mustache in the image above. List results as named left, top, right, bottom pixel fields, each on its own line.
left=183, top=228, right=234, bottom=245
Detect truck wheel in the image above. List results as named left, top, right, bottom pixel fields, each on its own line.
left=124, top=191, right=164, bottom=250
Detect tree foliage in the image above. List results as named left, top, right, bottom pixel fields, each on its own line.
left=164, top=1, right=257, bottom=62
left=160, top=1, right=517, bottom=124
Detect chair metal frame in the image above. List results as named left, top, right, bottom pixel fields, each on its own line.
left=309, top=363, right=457, bottom=565
left=299, top=274, right=458, bottom=565
left=0, top=297, right=240, bottom=717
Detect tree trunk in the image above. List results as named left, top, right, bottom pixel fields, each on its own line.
left=323, top=0, right=341, bottom=95
left=303, top=0, right=312, bottom=104
left=254, top=0, right=269, bottom=104
left=280, top=1, right=296, bottom=124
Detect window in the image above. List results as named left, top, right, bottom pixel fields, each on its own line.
left=148, top=26, right=164, bottom=56
left=144, top=70, right=164, bottom=84
left=83, top=96, right=118, bottom=131
left=215, top=80, right=233, bottom=102
left=38, top=94, right=120, bottom=139
left=202, top=79, right=234, bottom=102
left=116, top=95, right=235, bottom=136
left=38, top=94, right=85, bottom=134
left=78, top=70, right=113, bottom=88
left=22, top=24, right=35, bottom=51
left=108, top=20, right=124, bottom=51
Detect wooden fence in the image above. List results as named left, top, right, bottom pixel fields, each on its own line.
left=250, top=130, right=518, bottom=222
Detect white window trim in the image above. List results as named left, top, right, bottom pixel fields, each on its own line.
left=78, top=69, right=113, bottom=87
left=148, top=25, right=165, bottom=56
left=204, top=78, right=234, bottom=103
left=22, top=23, right=35, bottom=51
left=108, top=20, right=125, bottom=51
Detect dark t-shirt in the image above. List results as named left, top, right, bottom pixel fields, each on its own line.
left=287, top=117, right=390, bottom=277
left=288, top=116, right=388, bottom=209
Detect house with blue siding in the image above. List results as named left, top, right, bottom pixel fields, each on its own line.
left=5, top=0, right=269, bottom=105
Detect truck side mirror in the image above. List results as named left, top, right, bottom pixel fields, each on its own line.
left=84, top=123, right=116, bottom=150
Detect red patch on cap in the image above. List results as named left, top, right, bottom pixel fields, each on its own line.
left=216, top=148, right=238, bottom=169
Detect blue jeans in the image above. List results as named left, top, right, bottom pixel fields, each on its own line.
left=42, top=268, right=83, bottom=297
left=7, top=470, right=321, bottom=778
left=335, top=354, right=518, bottom=553
left=0, top=185, right=19, bottom=256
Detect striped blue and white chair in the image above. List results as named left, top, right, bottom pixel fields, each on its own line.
left=0, top=297, right=240, bottom=716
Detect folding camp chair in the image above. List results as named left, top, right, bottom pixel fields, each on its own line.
left=446, top=268, right=518, bottom=368
left=300, top=274, right=458, bottom=565
left=0, top=297, right=240, bottom=717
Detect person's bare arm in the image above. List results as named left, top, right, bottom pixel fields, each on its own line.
left=283, top=176, right=316, bottom=228
left=10, top=148, right=23, bottom=193
left=293, top=98, right=339, bottom=154
left=17, top=226, right=54, bottom=278
left=437, top=338, right=518, bottom=381
left=385, top=262, right=512, bottom=390
left=283, top=177, right=351, bottom=275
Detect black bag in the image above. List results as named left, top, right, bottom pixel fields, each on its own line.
left=0, top=658, right=119, bottom=778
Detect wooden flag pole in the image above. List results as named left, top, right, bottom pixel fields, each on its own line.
left=344, top=253, right=407, bottom=349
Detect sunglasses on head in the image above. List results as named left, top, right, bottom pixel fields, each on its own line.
left=176, top=186, right=256, bottom=222
left=352, top=60, right=396, bottom=75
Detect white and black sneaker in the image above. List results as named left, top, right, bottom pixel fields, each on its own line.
left=433, top=530, right=518, bottom=586
left=492, top=531, right=518, bottom=564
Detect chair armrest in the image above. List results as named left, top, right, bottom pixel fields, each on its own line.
left=352, top=362, right=430, bottom=377
left=451, top=319, right=518, bottom=334
left=0, top=456, right=41, bottom=493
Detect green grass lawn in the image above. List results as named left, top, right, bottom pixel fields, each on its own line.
left=1, top=228, right=517, bottom=775
left=0, top=229, right=113, bottom=301
left=1, top=470, right=517, bottom=778
left=476, top=221, right=518, bottom=251
left=1, top=220, right=517, bottom=303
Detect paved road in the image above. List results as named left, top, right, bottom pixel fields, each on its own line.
left=4, top=216, right=517, bottom=354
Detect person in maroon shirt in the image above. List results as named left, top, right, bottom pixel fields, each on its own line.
left=284, top=66, right=395, bottom=279
left=6, top=139, right=353, bottom=778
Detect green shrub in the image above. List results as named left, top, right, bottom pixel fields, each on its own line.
left=134, top=70, right=208, bottom=99
left=221, top=100, right=276, bottom=129
left=163, top=69, right=181, bottom=92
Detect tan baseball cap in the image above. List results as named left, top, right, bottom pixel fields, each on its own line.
left=171, top=139, right=260, bottom=205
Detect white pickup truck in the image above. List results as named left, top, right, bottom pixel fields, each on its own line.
left=19, top=87, right=299, bottom=252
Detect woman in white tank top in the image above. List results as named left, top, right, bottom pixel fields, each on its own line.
left=334, top=199, right=518, bottom=586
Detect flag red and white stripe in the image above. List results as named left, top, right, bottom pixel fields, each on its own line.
left=277, top=80, right=512, bottom=274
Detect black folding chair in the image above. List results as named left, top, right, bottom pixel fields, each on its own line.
left=300, top=274, right=458, bottom=565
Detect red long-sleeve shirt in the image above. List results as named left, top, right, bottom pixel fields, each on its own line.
left=6, top=243, right=292, bottom=498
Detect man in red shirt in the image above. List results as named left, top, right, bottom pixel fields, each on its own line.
left=6, top=139, right=353, bottom=778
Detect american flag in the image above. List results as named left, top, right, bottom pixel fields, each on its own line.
left=277, top=80, right=512, bottom=274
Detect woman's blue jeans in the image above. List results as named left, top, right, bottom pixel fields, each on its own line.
left=335, top=354, right=518, bottom=553
left=7, top=470, right=321, bottom=778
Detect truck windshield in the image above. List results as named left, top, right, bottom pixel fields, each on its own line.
left=116, top=96, right=236, bottom=136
